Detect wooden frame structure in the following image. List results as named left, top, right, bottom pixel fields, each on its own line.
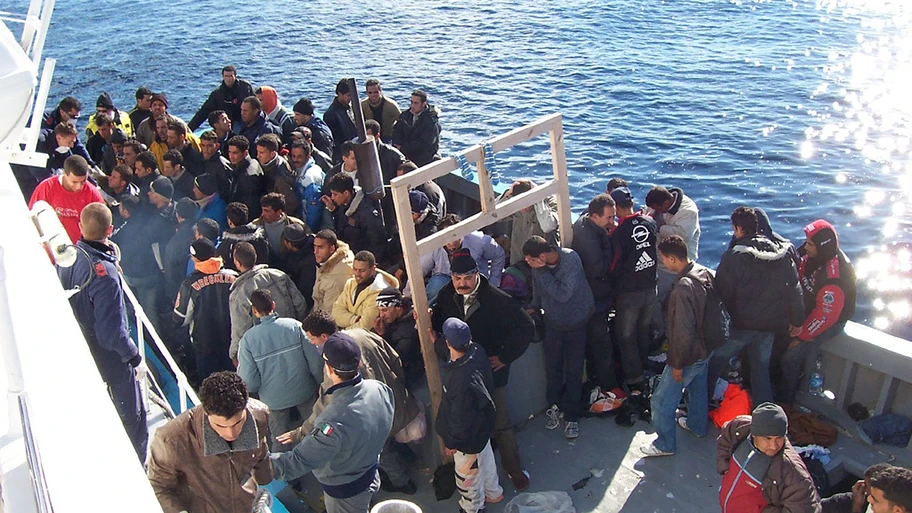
left=390, top=113, right=573, bottom=454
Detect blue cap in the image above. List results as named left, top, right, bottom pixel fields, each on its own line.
left=609, top=186, right=632, bottom=206
left=322, top=332, right=361, bottom=372
left=442, top=318, right=471, bottom=349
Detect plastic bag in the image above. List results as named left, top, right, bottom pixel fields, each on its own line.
left=394, top=400, right=426, bottom=444
left=504, top=491, right=576, bottom=513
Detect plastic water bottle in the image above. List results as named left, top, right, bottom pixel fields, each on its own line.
left=726, top=356, right=742, bottom=385
left=809, top=358, right=824, bottom=396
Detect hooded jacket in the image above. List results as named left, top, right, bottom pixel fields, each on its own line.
left=228, top=264, right=309, bottom=359
left=217, top=224, right=270, bottom=272
left=795, top=221, right=856, bottom=342
left=259, top=86, right=297, bottom=146
left=147, top=400, right=272, bottom=513
left=436, top=343, right=496, bottom=454
left=717, top=416, right=822, bottom=513
left=651, top=187, right=701, bottom=270
left=173, top=258, right=237, bottom=355
left=391, top=104, right=441, bottom=167
left=188, top=78, right=256, bottom=130
left=332, top=270, right=399, bottom=330
left=716, top=234, right=805, bottom=333
left=313, top=241, right=355, bottom=313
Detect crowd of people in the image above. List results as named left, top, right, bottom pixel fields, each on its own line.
left=25, top=67, right=906, bottom=513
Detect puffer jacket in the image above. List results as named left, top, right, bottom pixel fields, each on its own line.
left=147, top=400, right=272, bottom=513
left=313, top=241, right=355, bottom=313
left=238, top=114, right=281, bottom=160
left=228, top=264, right=309, bottom=359
left=666, top=262, right=710, bottom=370
left=651, top=187, right=701, bottom=266
left=716, top=235, right=805, bottom=333
left=391, top=104, right=440, bottom=167
left=292, top=328, right=421, bottom=440
left=332, top=270, right=399, bottom=330
left=717, top=416, right=822, bottom=513
left=217, top=225, right=270, bottom=272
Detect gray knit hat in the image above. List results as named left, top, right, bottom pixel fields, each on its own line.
left=751, top=402, right=788, bottom=437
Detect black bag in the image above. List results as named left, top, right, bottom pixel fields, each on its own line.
left=689, top=269, right=730, bottom=352
left=432, top=462, right=456, bottom=500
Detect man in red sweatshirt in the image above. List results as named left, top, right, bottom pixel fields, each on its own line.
left=29, top=155, right=104, bottom=244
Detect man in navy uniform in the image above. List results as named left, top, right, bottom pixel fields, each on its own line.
left=272, top=332, right=394, bottom=513
left=58, top=202, right=147, bottom=463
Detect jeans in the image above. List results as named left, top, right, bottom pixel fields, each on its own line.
left=108, top=365, right=148, bottom=464
left=708, top=329, right=774, bottom=405
left=615, top=287, right=658, bottom=385
left=586, top=309, right=617, bottom=390
left=543, top=325, right=587, bottom=422
left=194, top=349, right=234, bottom=383
left=778, top=328, right=841, bottom=405
left=650, top=357, right=709, bottom=453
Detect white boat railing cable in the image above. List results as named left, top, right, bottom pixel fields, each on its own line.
left=121, top=281, right=199, bottom=413
left=18, top=394, right=53, bottom=513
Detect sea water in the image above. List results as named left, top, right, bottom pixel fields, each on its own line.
left=12, top=0, right=912, bottom=337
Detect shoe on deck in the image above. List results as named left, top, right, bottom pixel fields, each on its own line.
left=639, top=442, right=674, bottom=458
left=545, top=405, right=562, bottom=430
left=564, top=421, right=579, bottom=439
left=677, top=416, right=691, bottom=432
left=509, top=470, right=530, bottom=491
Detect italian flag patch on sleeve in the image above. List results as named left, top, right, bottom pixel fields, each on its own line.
left=320, top=423, right=334, bottom=436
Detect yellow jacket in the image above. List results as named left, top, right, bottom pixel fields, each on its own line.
left=84, top=109, right=133, bottom=139
left=332, top=270, right=399, bottom=330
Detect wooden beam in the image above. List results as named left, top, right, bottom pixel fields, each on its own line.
left=390, top=113, right=561, bottom=190
left=390, top=180, right=447, bottom=462
left=476, top=149, right=496, bottom=214
left=416, top=181, right=560, bottom=258
left=549, top=117, right=573, bottom=247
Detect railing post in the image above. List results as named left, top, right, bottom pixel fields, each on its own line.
left=548, top=116, right=573, bottom=248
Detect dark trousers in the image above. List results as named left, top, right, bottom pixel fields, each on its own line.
left=194, top=348, right=234, bottom=383
left=585, top=309, right=617, bottom=390
left=615, top=288, right=658, bottom=385
left=543, top=325, right=587, bottom=422
left=492, top=386, right=523, bottom=478
left=107, top=365, right=148, bottom=464
left=778, top=326, right=841, bottom=404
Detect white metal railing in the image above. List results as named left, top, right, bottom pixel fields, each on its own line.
left=18, top=393, right=53, bottom=513
left=121, top=281, right=198, bottom=414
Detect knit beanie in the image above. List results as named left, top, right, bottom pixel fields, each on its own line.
left=751, top=402, right=788, bottom=437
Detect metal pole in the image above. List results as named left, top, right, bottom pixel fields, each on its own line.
left=23, top=57, right=55, bottom=153
left=28, top=0, right=56, bottom=66
left=0, top=246, right=26, bottom=436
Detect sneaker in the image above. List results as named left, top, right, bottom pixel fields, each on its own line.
left=677, top=416, right=692, bottom=433
left=639, top=442, right=674, bottom=458
left=545, top=405, right=562, bottom=430
left=564, top=421, right=579, bottom=439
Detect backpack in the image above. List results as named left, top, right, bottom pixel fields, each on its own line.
left=688, top=268, right=731, bottom=352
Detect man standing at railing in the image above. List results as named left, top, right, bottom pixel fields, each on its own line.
left=58, top=202, right=148, bottom=464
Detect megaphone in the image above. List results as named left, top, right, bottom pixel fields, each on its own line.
left=30, top=200, right=78, bottom=268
